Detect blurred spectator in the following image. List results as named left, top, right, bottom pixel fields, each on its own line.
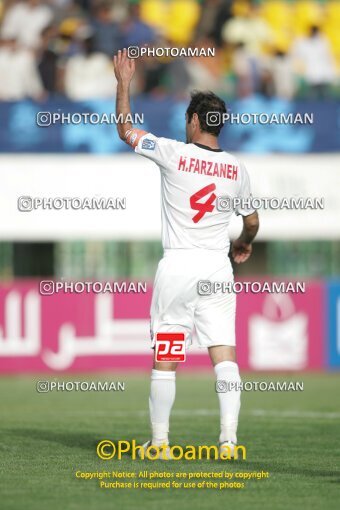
left=0, top=36, right=44, bottom=100
left=0, top=0, right=338, bottom=102
left=222, top=3, right=273, bottom=57
left=292, top=25, right=336, bottom=98
left=120, top=2, right=156, bottom=48
left=37, top=24, right=59, bottom=94
left=194, top=0, right=233, bottom=47
left=1, top=0, right=54, bottom=49
left=165, top=57, right=191, bottom=98
left=50, top=0, right=77, bottom=9
left=136, top=42, right=167, bottom=95
left=51, top=0, right=87, bottom=27
left=231, top=41, right=259, bottom=97
left=64, top=26, right=116, bottom=99
left=166, top=0, right=201, bottom=46
left=90, top=1, right=122, bottom=57
left=186, top=36, right=225, bottom=93
left=266, top=49, right=296, bottom=100
left=57, top=17, right=85, bottom=58
left=72, top=0, right=91, bottom=12
left=258, top=66, right=275, bottom=98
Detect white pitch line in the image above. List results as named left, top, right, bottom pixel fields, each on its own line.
left=134, top=409, right=340, bottom=420
left=61, top=409, right=340, bottom=420
left=248, top=409, right=340, bottom=419
left=111, top=409, right=340, bottom=420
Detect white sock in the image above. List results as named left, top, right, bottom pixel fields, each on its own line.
left=214, top=360, right=241, bottom=444
left=149, top=369, right=176, bottom=446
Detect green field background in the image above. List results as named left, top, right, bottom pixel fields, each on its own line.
left=0, top=373, right=339, bottom=510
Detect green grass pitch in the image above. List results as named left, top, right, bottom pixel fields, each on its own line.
left=0, top=372, right=339, bottom=510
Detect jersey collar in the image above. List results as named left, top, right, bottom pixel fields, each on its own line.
left=194, top=143, right=223, bottom=152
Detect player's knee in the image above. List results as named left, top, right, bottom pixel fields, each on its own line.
left=153, top=360, right=178, bottom=371
left=208, top=345, right=236, bottom=366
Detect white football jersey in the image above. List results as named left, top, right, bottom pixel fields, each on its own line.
left=134, top=133, right=255, bottom=252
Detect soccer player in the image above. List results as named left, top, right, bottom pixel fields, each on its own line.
left=113, top=49, right=259, bottom=459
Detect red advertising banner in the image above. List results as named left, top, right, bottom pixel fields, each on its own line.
left=236, top=281, right=325, bottom=371
left=0, top=280, right=325, bottom=373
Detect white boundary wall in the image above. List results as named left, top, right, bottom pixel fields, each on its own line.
left=0, top=153, right=339, bottom=241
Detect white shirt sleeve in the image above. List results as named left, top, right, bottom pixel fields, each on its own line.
left=134, top=132, right=184, bottom=169
left=235, top=163, right=256, bottom=216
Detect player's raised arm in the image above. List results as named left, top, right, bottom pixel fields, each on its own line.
left=231, top=211, right=259, bottom=264
left=113, top=48, right=147, bottom=146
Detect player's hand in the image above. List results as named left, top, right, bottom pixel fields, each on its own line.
left=113, top=48, right=135, bottom=84
left=231, top=239, right=252, bottom=264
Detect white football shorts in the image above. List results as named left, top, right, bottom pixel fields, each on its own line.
left=150, top=248, right=236, bottom=349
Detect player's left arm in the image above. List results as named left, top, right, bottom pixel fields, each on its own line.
left=231, top=162, right=259, bottom=264
left=232, top=212, right=259, bottom=264
left=113, top=48, right=147, bottom=147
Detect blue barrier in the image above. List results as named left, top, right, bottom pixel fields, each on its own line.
left=327, top=281, right=340, bottom=369
left=0, top=96, right=338, bottom=154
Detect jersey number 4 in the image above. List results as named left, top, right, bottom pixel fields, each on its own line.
left=190, top=183, right=216, bottom=223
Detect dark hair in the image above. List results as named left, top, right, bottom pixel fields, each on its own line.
left=310, top=25, right=319, bottom=37
left=186, top=91, right=227, bottom=136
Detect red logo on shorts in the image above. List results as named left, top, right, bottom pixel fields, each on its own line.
left=155, top=333, right=186, bottom=362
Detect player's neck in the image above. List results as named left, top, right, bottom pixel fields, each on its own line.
left=192, top=134, right=220, bottom=150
